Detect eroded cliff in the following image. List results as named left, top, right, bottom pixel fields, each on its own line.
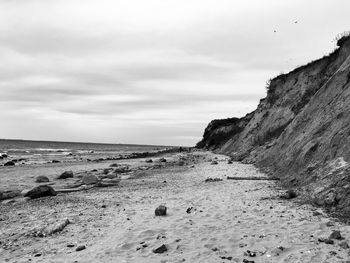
left=197, top=34, right=350, bottom=217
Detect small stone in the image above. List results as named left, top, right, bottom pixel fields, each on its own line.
left=35, top=176, right=50, bottom=183
left=24, top=185, right=57, bottom=199
left=34, top=253, right=41, bottom=257
left=319, top=238, right=334, bottom=244
left=153, top=244, right=168, bottom=254
left=145, top=159, right=153, bottom=163
left=52, top=160, right=60, bottom=163
left=57, top=171, right=73, bottom=179
left=67, top=244, right=75, bottom=247
left=4, top=161, right=15, bottom=166
left=281, top=189, right=297, bottom=199
left=76, top=245, right=86, bottom=251
left=329, top=230, right=342, bottom=240
left=155, top=205, right=167, bottom=216
left=339, top=241, right=349, bottom=249
left=159, top=158, right=167, bottom=163
left=82, top=174, right=99, bottom=185
left=211, top=161, right=218, bottom=165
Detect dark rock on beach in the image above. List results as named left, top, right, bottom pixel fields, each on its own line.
left=57, top=171, right=74, bottom=179
left=24, top=185, right=57, bottom=199
left=155, top=205, right=167, bottom=216
left=82, top=174, right=99, bottom=185
left=153, top=244, right=168, bottom=254
left=35, top=175, right=50, bottom=183
left=4, top=161, right=15, bottom=166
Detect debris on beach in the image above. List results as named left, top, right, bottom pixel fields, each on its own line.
left=33, top=218, right=70, bottom=237
left=82, top=173, right=99, bottom=185
left=153, top=244, right=168, bottom=253
left=280, top=189, right=297, bottom=199
left=205, top=177, right=223, bottom=182
left=4, top=161, right=15, bottom=166
left=155, top=205, right=167, bottom=216
left=35, top=175, right=50, bottom=183
left=76, top=245, right=86, bottom=251
left=24, top=185, right=57, bottom=199
left=329, top=230, right=343, bottom=240
left=57, top=171, right=74, bottom=179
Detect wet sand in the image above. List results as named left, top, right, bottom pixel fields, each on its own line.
left=1, top=151, right=350, bottom=262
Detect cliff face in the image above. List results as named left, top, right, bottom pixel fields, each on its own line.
left=197, top=35, right=350, bottom=216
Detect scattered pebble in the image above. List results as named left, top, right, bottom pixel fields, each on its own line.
left=153, top=244, right=168, bottom=254
left=76, top=245, right=86, bottom=252
left=155, top=205, right=167, bottom=216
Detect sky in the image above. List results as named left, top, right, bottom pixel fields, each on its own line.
left=0, top=0, right=349, bottom=146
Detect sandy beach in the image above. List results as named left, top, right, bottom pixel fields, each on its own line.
left=1, top=151, right=350, bottom=263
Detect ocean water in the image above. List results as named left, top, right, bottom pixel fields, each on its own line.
left=0, top=139, right=169, bottom=165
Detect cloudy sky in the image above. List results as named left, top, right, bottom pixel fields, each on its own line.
left=0, top=0, right=349, bottom=146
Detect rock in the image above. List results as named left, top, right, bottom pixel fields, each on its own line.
left=281, top=189, right=297, bottom=199
left=145, top=159, right=153, bottom=163
left=159, top=158, right=167, bottom=163
left=24, top=185, right=57, bottom=199
left=153, top=244, right=168, bottom=254
left=82, top=174, right=99, bottom=185
left=205, top=177, right=223, bottom=182
left=244, top=250, right=257, bottom=257
left=318, top=237, right=334, bottom=244
left=339, top=241, right=349, bottom=249
left=228, top=160, right=233, bottom=164
left=52, top=160, right=60, bottom=163
left=329, top=230, right=343, bottom=240
left=103, top=168, right=113, bottom=174
left=186, top=207, right=194, bottom=214
left=211, top=161, right=218, bottom=165
left=178, top=161, right=185, bottom=166
left=114, top=166, right=129, bottom=174
left=35, top=175, right=50, bottom=183
left=76, top=245, right=86, bottom=251
left=4, top=161, right=15, bottom=166
left=57, top=171, right=73, bottom=179
left=155, top=205, right=167, bottom=216
left=109, top=163, right=119, bottom=167
left=1, top=154, right=8, bottom=158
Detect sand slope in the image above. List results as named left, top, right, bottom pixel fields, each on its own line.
left=1, top=152, right=350, bottom=262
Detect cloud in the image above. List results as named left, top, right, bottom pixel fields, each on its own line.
left=0, top=0, right=349, bottom=145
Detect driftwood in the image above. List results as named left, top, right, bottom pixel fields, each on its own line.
left=33, top=218, right=70, bottom=237
left=45, top=219, right=70, bottom=235
left=227, top=176, right=279, bottom=181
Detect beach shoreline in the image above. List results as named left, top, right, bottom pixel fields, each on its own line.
left=1, top=151, right=350, bottom=262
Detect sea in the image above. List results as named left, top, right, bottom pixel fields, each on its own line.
left=0, top=139, right=170, bottom=165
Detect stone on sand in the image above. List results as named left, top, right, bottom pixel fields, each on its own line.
left=153, top=244, right=168, bottom=253
left=4, top=161, right=15, bottom=166
left=82, top=174, right=99, bottom=185
left=155, top=205, right=167, bottom=216
left=24, top=185, right=57, bottom=199
left=159, top=158, right=167, bottom=163
left=36, top=175, right=50, bottom=183
left=339, top=241, right=349, bottom=249
left=58, top=171, right=74, bottom=179
left=211, top=161, right=218, bottom=165
left=145, top=159, right=153, bottom=163
left=329, top=230, right=343, bottom=240
left=76, top=245, right=86, bottom=251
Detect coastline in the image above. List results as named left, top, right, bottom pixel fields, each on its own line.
left=1, top=150, right=350, bottom=262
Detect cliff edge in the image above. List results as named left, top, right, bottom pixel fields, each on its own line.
left=197, top=34, right=350, bottom=218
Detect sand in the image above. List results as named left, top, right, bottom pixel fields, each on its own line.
left=1, top=151, right=350, bottom=262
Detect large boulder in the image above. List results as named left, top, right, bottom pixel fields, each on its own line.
left=4, top=161, right=15, bottom=166
left=24, top=185, right=57, bottom=199
left=36, top=175, right=50, bottom=183
left=57, top=171, right=74, bottom=179
left=82, top=174, right=99, bottom=185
